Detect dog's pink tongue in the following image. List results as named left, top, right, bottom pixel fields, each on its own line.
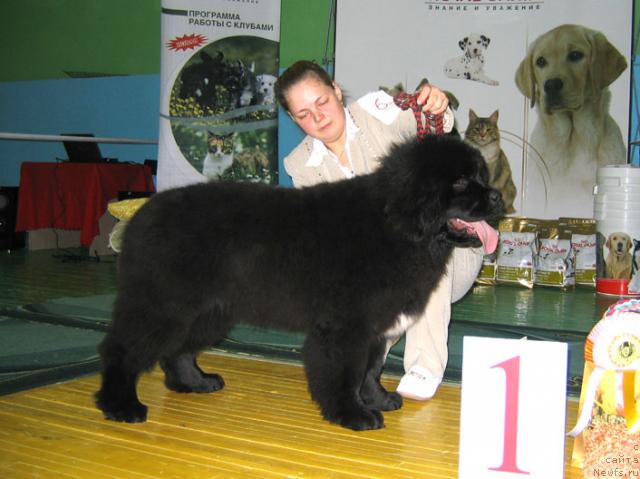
left=455, top=219, right=499, bottom=254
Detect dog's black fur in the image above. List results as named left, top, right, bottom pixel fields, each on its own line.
left=179, top=50, right=256, bottom=109
left=95, top=135, right=504, bottom=430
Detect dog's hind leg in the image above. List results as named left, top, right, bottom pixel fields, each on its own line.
left=95, top=335, right=151, bottom=423
left=359, top=337, right=402, bottom=412
left=96, top=305, right=193, bottom=423
left=161, top=352, right=225, bottom=393
left=303, top=326, right=384, bottom=431
left=160, top=309, right=229, bottom=393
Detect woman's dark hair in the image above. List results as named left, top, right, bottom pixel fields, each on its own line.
left=274, top=60, right=334, bottom=113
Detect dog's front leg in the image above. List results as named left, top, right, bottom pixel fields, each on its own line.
left=359, top=337, right=402, bottom=412
left=474, top=71, right=499, bottom=86
left=303, top=325, right=384, bottom=431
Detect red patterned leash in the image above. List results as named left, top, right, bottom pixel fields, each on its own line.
left=393, top=92, right=445, bottom=138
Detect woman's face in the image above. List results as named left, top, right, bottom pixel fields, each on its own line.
left=285, top=77, right=346, bottom=147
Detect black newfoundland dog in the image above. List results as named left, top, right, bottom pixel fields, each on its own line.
left=96, top=135, right=504, bottom=431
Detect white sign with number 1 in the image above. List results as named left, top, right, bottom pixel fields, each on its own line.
left=459, top=337, right=568, bottom=478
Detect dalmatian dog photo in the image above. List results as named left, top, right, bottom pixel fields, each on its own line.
left=444, top=33, right=499, bottom=86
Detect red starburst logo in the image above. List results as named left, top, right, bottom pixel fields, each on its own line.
left=166, top=34, right=208, bottom=52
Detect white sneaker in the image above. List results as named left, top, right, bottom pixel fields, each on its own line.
left=396, top=365, right=441, bottom=400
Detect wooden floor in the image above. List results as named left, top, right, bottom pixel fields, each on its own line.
left=0, top=351, right=581, bottom=478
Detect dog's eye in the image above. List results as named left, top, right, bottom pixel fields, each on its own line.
left=453, top=178, right=469, bottom=192
left=567, top=50, right=584, bottom=63
left=535, top=56, right=547, bottom=68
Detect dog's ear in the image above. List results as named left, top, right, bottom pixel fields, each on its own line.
left=515, top=53, right=536, bottom=108
left=384, top=196, right=435, bottom=242
left=588, top=30, right=627, bottom=91
left=605, top=235, right=611, bottom=250
left=202, top=50, right=223, bottom=64
left=383, top=182, right=442, bottom=242
left=200, top=50, right=214, bottom=63
left=459, top=38, right=468, bottom=51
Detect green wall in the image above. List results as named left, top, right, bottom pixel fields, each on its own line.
left=0, top=0, right=334, bottom=82
left=0, top=0, right=161, bottom=81
left=280, top=0, right=335, bottom=68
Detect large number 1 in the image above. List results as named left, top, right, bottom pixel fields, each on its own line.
left=489, top=355, right=530, bottom=475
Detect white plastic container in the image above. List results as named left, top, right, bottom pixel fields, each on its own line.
left=594, top=164, right=640, bottom=296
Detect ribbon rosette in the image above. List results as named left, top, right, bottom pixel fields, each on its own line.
left=568, top=299, right=640, bottom=437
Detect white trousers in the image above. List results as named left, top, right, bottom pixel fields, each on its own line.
left=391, top=247, right=483, bottom=378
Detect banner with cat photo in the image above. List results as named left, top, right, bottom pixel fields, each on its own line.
left=157, top=0, right=281, bottom=191
left=335, top=0, right=633, bottom=220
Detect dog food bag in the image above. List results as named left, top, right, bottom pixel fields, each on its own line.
left=476, top=250, right=498, bottom=285
left=495, top=217, right=540, bottom=288
left=559, top=217, right=597, bottom=287
left=534, top=220, right=575, bottom=288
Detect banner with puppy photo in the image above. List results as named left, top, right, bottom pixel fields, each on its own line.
left=158, top=0, right=280, bottom=190
left=335, top=0, right=633, bottom=220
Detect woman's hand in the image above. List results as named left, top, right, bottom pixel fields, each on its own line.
left=416, top=84, right=449, bottom=115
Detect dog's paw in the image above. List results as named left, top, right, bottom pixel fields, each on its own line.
left=96, top=398, right=148, bottom=423
left=166, top=373, right=225, bottom=393
left=378, top=391, right=403, bottom=411
left=361, top=389, right=403, bottom=411
left=201, top=373, right=225, bottom=391
left=332, top=406, right=384, bottom=431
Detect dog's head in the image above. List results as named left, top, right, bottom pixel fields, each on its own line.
left=179, top=51, right=256, bottom=109
left=459, top=34, right=491, bottom=57
left=179, top=50, right=228, bottom=109
left=256, top=74, right=277, bottom=104
left=606, top=232, right=632, bottom=257
left=380, top=136, right=505, bottom=245
left=515, top=24, right=627, bottom=111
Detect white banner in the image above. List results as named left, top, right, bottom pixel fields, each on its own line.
left=335, top=0, right=633, bottom=219
left=158, top=0, right=281, bottom=190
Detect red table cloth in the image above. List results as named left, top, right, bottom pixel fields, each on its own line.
left=16, top=162, right=155, bottom=246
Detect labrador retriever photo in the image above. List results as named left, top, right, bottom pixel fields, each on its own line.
left=515, top=24, right=627, bottom=216
left=95, top=135, right=504, bottom=431
left=605, top=232, right=633, bottom=279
